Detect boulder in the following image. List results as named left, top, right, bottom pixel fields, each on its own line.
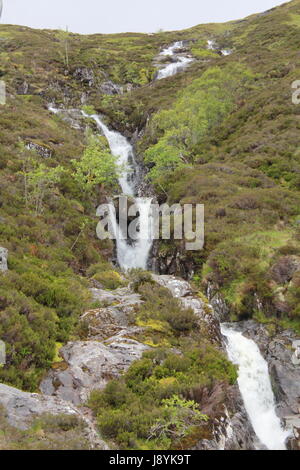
left=26, top=141, right=52, bottom=158
left=0, top=247, right=8, bottom=272
left=40, top=335, right=149, bottom=405
left=0, top=383, right=107, bottom=449
left=83, top=287, right=142, bottom=339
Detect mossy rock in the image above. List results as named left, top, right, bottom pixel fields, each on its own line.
left=92, top=270, right=125, bottom=290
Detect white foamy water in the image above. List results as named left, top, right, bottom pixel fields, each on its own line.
left=207, top=40, right=232, bottom=57
left=87, top=114, right=135, bottom=196
left=221, top=325, right=290, bottom=450
left=49, top=106, right=153, bottom=270
left=86, top=114, right=153, bottom=271
left=156, top=41, right=193, bottom=80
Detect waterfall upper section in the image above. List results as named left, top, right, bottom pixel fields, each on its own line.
left=156, top=41, right=193, bottom=80
left=85, top=113, right=154, bottom=271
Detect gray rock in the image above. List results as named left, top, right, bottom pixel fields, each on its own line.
left=73, top=68, right=94, bottom=87
left=99, top=80, right=122, bottom=95
left=17, top=80, right=30, bottom=95
left=0, top=383, right=107, bottom=449
left=83, top=287, right=142, bottom=339
left=206, top=282, right=230, bottom=322
left=152, top=274, right=192, bottom=297
left=26, top=142, right=52, bottom=158
left=152, top=274, right=222, bottom=344
left=0, top=247, right=8, bottom=272
left=40, top=334, right=149, bottom=405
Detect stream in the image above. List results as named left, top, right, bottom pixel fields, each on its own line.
left=88, top=113, right=290, bottom=450
left=83, top=112, right=153, bottom=271
left=48, top=41, right=290, bottom=448
left=156, top=41, right=194, bottom=80
left=221, top=325, right=290, bottom=450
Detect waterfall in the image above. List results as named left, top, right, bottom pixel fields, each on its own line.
left=207, top=39, right=232, bottom=57
left=86, top=114, right=153, bottom=271
left=156, top=41, right=193, bottom=80
left=221, top=324, right=290, bottom=450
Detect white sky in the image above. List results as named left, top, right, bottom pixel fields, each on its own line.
left=1, top=0, right=288, bottom=34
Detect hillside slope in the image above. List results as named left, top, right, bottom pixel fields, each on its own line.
left=0, top=0, right=300, bottom=451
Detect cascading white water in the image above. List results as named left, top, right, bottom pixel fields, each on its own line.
left=86, top=114, right=153, bottom=271
left=207, top=39, right=232, bottom=57
left=156, top=41, right=193, bottom=80
left=221, top=324, right=290, bottom=450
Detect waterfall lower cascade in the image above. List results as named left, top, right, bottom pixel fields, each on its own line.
left=221, top=325, right=290, bottom=450
left=86, top=114, right=154, bottom=271
left=156, top=41, right=193, bottom=80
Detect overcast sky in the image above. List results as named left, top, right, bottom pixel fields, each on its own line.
left=1, top=0, right=288, bottom=34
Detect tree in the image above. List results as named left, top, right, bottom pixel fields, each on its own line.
left=148, top=395, right=208, bottom=441
left=26, top=164, right=64, bottom=216
left=71, top=135, right=118, bottom=193
left=18, top=142, right=64, bottom=215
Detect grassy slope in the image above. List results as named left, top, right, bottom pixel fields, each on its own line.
left=138, top=0, right=300, bottom=331
left=0, top=0, right=299, bottom=444
left=0, top=7, right=236, bottom=391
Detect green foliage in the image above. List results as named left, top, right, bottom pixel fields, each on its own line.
left=92, top=270, right=125, bottom=290
left=144, top=64, right=255, bottom=183
left=149, top=395, right=208, bottom=441
left=72, top=134, right=118, bottom=192
left=0, top=408, right=92, bottom=450
left=88, top=343, right=236, bottom=449
left=128, top=269, right=155, bottom=292
left=137, top=282, right=198, bottom=336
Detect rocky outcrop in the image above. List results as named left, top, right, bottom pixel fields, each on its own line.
left=0, top=383, right=107, bottom=449
left=73, top=67, right=95, bottom=87
left=40, top=335, right=149, bottom=405
left=26, top=141, right=53, bottom=158
left=83, top=286, right=142, bottom=339
left=48, top=106, right=85, bottom=130
left=99, top=80, right=122, bottom=95
left=40, top=286, right=148, bottom=405
left=0, top=247, right=8, bottom=272
left=194, top=389, right=257, bottom=450
left=206, top=282, right=230, bottom=322
left=152, top=274, right=222, bottom=345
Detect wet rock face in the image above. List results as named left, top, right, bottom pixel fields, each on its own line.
left=0, top=247, right=8, bottom=272
left=0, top=383, right=107, bottom=449
left=206, top=282, right=230, bottom=322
